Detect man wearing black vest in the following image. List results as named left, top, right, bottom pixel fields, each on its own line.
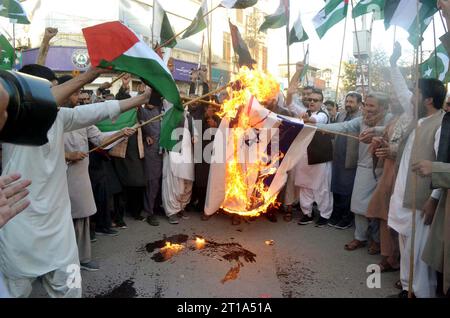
left=295, top=89, right=334, bottom=227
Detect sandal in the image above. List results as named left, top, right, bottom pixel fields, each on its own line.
left=201, top=214, right=211, bottom=221
left=344, top=239, right=367, bottom=251
left=378, top=261, right=399, bottom=273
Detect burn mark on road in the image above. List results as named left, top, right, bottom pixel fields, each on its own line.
left=94, top=279, right=137, bottom=298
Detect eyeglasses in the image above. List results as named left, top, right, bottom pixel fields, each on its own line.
left=306, top=98, right=322, bottom=103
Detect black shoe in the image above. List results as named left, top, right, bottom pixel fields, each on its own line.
left=298, top=214, right=313, bottom=225
left=115, top=220, right=128, bottom=229
left=146, top=215, right=159, bottom=226
left=328, top=218, right=340, bottom=227
left=335, top=219, right=353, bottom=230
left=398, top=290, right=415, bottom=298
left=134, top=215, right=146, bottom=221
left=95, top=228, right=119, bottom=237
left=315, top=216, right=329, bottom=227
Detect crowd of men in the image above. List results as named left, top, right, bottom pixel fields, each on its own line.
left=0, top=3, right=450, bottom=299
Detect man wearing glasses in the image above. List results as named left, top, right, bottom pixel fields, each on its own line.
left=295, top=89, right=334, bottom=227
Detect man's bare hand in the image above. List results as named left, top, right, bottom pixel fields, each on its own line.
left=44, top=27, right=58, bottom=41
left=412, top=160, right=433, bottom=177
left=438, top=0, right=450, bottom=24
left=66, top=151, right=87, bottom=162
left=296, top=62, right=305, bottom=73
left=100, top=82, right=112, bottom=90
left=359, top=128, right=375, bottom=144
left=146, top=136, right=154, bottom=146
left=0, top=173, right=31, bottom=228
left=121, top=128, right=136, bottom=137
left=421, top=197, right=439, bottom=225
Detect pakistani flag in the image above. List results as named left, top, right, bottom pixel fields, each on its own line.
left=153, top=0, right=177, bottom=48
left=229, top=20, right=255, bottom=68
left=384, top=0, right=437, bottom=47
left=182, top=0, right=208, bottom=39
left=420, top=44, right=450, bottom=83
left=289, top=13, right=309, bottom=45
left=352, top=0, right=385, bottom=20
left=96, top=110, right=137, bottom=132
left=220, top=0, right=258, bottom=9
left=83, top=21, right=184, bottom=150
left=0, top=34, right=14, bottom=70
left=313, top=0, right=349, bottom=39
left=0, top=0, right=30, bottom=24
left=259, top=0, right=289, bottom=32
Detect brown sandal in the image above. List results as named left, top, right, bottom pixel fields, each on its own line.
left=344, top=239, right=367, bottom=251
left=378, top=261, right=400, bottom=273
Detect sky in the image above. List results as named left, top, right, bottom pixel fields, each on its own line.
left=260, top=0, right=447, bottom=75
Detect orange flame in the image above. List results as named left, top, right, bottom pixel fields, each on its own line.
left=218, top=67, right=283, bottom=218
left=195, top=237, right=206, bottom=249
left=160, top=242, right=184, bottom=260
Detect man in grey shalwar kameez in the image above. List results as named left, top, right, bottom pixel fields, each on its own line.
left=138, top=93, right=164, bottom=226
left=317, top=93, right=392, bottom=254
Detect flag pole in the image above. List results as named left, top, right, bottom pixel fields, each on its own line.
left=334, top=9, right=348, bottom=104
left=207, top=0, right=213, bottom=87
left=432, top=16, right=438, bottom=78
left=285, top=0, right=291, bottom=87
left=151, top=0, right=155, bottom=47
left=351, top=0, right=366, bottom=99
left=439, top=10, right=448, bottom=33
left=408, top=0, right=422, bottom=299
left=155, top=4, right=220, bottom=50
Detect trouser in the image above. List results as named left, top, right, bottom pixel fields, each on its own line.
left=143, top=178, right=161, bottom=216
left=282, top=170, right=299, bottom=206
left=380, top=219, right=400, bottom=268
left=73, top=217, right=91, bottom=264
left=124, top=187, right=144, bottom=218
left=113, top=192, right=126, bottom=224
left=2, top=265, right=82, bottom=298
left=193, top=185, right=207, bottom=213
left=399, top=213, right=437, bottom=298
left=330, top=193, right=354, bottom=223
left=91, top=181, right=113, bottom=231
left=299, top=187, right=333, bottom=219
left=354, top=214, right=380, bottom=243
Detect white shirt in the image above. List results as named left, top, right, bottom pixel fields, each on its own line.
left=295, top=111, right=329, bottom=190
left=0, top=101, right=120, bottom=278
left=287, top=93, right=307, bottom=117
left=388, top=117, right=442, bottom=236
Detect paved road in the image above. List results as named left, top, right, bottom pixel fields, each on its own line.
left=32, top=211, right=400, bottom=298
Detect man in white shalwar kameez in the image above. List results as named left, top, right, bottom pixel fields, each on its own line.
left=0, top=67, right=151, bottom=298
left=388, top=53, right=445, bottom=298
left=295, top=89, right=333, bottom=227
left=162, top=106, right=196, bottom=224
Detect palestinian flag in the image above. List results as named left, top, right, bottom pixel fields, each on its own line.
left=259, top=0, right=289, bottom=32
left=83, top=21, right=184, bottom=150
left=352, top=0, right=385, bottom=20
left=313, top=0, right=349, bottom=39
left=420, top=43, right=450, bottom=83
left=220, top=0, right=258, bottom=9
left=0, top=0, right=30, bottom=24
left=153, top=0, right=177, bottom=48
left=182, top=0, right=208, bottom=39
left=229, top=20, right=255, bottom=68
left=0, top=34, right=14, bottom=70
left=289, top=13, right=309, bottom=45
left=384, top=0, right=437, bottom=47
left=96, top=109, right=137, bottom=132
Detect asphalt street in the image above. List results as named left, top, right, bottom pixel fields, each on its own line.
left=32, top=211, right=400, bottom=298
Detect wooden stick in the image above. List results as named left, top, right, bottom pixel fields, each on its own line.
left=110, top=73, right=126, bottom=85
left=183, top=83, right=231, bottom=107
left=181, top=96, right=221, bottom=108
left=155, top=4, right=220, bottom=50
left=334, top=11, right=349, bottom=104
left=311, top=126, right=360, bottom=140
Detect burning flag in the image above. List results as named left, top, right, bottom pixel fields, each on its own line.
left=204, top=68, right=316, bottom=217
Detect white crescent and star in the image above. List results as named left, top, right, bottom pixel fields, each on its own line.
left=437, top=52, right=450, bottom=81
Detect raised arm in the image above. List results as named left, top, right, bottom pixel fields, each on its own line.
left=390, top=42, right=413, bottom=116
left=51, top=67, right=103, bottom=106
left=36, top=28, right=58, bottom=66
left=286, top=62, right=304, bottom=108
left=316, top=116, right=362, bottom=134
